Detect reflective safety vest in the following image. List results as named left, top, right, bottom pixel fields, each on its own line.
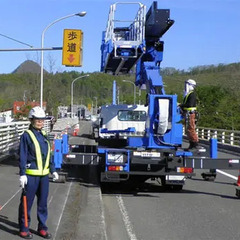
left=183, top=91, right=197, bottom=111
left=25, top=130, right=50, bottom=176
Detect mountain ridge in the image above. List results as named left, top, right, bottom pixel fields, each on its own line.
left=12, top=60, right=49, bottom=74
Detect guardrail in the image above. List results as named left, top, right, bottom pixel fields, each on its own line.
left=0, top=120, right=51, bottom=156
left=196, top=127, right=240, bottom=148
left=1, top=120, right=239, bottom=157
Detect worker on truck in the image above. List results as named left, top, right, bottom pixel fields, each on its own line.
left=18, top=106, right=59, bottom=239
left=180, top=79, right=201, bottom=150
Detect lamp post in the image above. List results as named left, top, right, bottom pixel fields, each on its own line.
left=94, top=96, right=98, bottom=114
left=71, top=74, right=89, bottom=118
left=40, top=11, right=87, bottom=108
left=122, top=80, right=136, bottom=105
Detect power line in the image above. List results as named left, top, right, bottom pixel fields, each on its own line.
left=0, top=33, right=33, bottom=48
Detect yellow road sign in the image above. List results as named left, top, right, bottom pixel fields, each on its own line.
left=87, top=103, right=91, bottom=111
left=62, top=29, right=83, bottom=66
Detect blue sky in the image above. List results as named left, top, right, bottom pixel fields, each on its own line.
left=0, top=0, right=239, bottom=74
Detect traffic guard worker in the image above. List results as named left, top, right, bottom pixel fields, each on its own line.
left=18, top=106, right=59, bottom=239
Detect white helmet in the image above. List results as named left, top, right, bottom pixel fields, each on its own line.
left=186, top=79, right=196, bottom=86
left=28, top=106, right=46, bottom=119
left=185, top=79, right=196, bottom=95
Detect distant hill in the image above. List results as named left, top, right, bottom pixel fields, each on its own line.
left=12, top=60, right=48, bottom=74
left=1, top=61, right=240, bottom=129
left=162, top=62, right=240, bottom=96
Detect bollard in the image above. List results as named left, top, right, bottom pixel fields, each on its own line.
left=210, top=138, right=217, bottom=176
left=54, top=139, right=63, bottom=169
left=210, top=138, right=218, bottom=159
left=62, top=134, right=69, bottom=154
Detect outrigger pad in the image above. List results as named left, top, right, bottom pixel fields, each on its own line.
left=201, top=172, right=217, bottom=181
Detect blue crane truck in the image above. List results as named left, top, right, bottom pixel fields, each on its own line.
left=55, top=1, right=240, bottom=197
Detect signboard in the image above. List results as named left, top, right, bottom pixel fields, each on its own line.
left=62, top=29, right=83, bottom=66
left=87, top=104, right=92, bottom=111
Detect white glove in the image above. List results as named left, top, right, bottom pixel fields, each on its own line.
left=19, top=175, right=28, bottom=188
left=52, top=172, right=59, bottom=181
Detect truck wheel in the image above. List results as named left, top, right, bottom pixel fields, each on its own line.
left=59, top=174, right=66, bottom=183
left=53, top=172, right=67, bottom=183
left=171, top=185, right=183, bottom=191
left=160, top=177, right=166, bottom=186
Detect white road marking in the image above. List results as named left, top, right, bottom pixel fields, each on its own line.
left=48, top=183, right=60, bottom=206
left=216, top=169, right=238, bottom=180
left=1, top=180, right=61, bottom=210
left=116, top=195, right=138, bottom=240
left=1, top=188, right=22, bottom=210
left=53, top=181, right=72, bottom=240
left=98, top=188, right=108, bottom=240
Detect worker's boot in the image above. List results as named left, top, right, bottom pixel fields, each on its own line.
left=189, top=142, right=199, bottom=149
left=19, top=232, right=33, bottom=239
left=193, top=142, right=202, bottom=149
left=38, top=230, right=52, bottom=239
left=189, top=142, right=206, bottom=152
left=188, top=141, right=194, bottom=149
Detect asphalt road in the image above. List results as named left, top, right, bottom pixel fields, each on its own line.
left=0, top=157, right=105, bottom=240
left=0, top=142, right=240, bottom=240
left=102, top=169, right=240, bottom=240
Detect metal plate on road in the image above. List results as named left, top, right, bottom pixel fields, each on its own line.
left=229, top=159, right=239, bottom=163
left=66, top=154, right=76, bottom=158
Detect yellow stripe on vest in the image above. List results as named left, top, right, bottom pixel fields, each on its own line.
left=183, top=91, right=197, bottom=111
left=25, top=130, right=50, bottom=176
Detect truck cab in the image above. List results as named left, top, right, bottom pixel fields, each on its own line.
left=97, top=104, right=148, bottom=147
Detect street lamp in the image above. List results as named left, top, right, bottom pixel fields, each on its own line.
left=94, top=96, right=98, bottom=114
left=40, top=11, right=87, bottom=108
left=71, top=74, right=89, bottom=118
left=122, top=80, right=136, bottom=105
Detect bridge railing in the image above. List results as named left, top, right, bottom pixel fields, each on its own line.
left=196, top=127, right=240, bottom=147
left=0, top=120, right=51, bottom=156
left=1, top=121, right=240, bottom=157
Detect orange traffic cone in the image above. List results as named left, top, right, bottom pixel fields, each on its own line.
left=51, top=141, right=55, bottom=152
left=73, top=129, right=76, bottom=136
left=236, top=170, right=240, bottom=186
left=72, top=124, right=79, bottom=136
left=51, top=134, right=57, bottom=152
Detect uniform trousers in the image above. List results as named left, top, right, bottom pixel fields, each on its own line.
left=18, top=175, right=49, bottom=232
left=186, top=113, right=199, bottom=143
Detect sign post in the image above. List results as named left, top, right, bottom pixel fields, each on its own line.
left=62, top=29, right=82, bottom=66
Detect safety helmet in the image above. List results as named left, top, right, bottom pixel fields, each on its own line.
left=184, top=79, right=196, bottom=96
left=28, top=106, right=46, bottom=119
left=186, top=79, right=196, bottom=86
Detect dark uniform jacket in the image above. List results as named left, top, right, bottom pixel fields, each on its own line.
left=19, top=126, right=56, bottom=176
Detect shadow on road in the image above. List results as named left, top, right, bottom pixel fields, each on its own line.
left=0, top=153, right=19, bottom=167
left=0, top=215, right=19, bottom=236
left=64, top=165, right=100, bottom=186
left=100, top=180, right=239, bottom=200
left=190, top=176, right=235, bottom=186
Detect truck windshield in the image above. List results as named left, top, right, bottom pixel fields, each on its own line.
left=118, top=110, right=147, bottom=121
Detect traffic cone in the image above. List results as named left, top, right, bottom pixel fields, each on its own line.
left=73, top=124, right=79, bottom=136
left=235, top=170, right=240, bottom=186
left=51, top=134, right=57, bottom=152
